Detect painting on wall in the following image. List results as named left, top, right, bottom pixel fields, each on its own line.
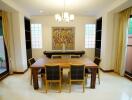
left=52, top=27, right=75, bottom=50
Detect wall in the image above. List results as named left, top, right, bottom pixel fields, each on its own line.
left=0, top=0, right=30, bottom=17
left=100, top=12, right=114, bottom=70
left=11, top=12, right=27, bottom=72
left=0, top=0, right=30, bottom=72
left=96, top=0, right=131, bottom=71
left=31, top=16, right=96, bottom=59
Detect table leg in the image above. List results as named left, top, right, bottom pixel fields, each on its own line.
left=32, top=68, right=39, bottom=89
left=90, top=68, right=97, bottom=89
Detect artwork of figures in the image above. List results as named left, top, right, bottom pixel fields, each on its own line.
left=52, top=27, right=75, bottom=50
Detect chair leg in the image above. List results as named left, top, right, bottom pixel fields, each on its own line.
left=83, top=81, right=85, bottom=92
left=85, top=75, right=88, bottom=86
left=69, top=81, right=71, bottom=92
left=42, top=74, right=45, bottom=85
left=59, top=81, right=61, bottom=93
left=61, top=69, right=63, bottom=80
left=45, top=81, right=48, bottom=93
left=98, top=71, right=100, bottom=84
left=30, top=70, right=32, bottom=85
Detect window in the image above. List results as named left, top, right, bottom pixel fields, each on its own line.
left=128, top=16, right=132, bottom=35
left=85, top=24, right=96, bottom=48
left=31, top=24, right=42, bottom=48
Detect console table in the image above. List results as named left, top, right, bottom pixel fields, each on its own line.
left=43, top=50, right=85, bottom=58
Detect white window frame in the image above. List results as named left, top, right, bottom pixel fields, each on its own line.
left=31, top=24, right=42, bottom=49
left=85, top=24, right=96, bottom=48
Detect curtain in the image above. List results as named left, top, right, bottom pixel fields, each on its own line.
left=2, top=11, right=13, bottom=74
left=0, top=11, right=2, bottom=16
left=114, top=7, right=132, bottom=76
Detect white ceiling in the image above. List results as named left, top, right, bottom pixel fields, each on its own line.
left=12, top=0, right=116, bottom=16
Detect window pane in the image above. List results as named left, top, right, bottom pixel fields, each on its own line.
left=31, top=24, right=42, bottom=48
left=128, top=18, right=132, bottom=35
left=85, top=24, right=95, bottom=48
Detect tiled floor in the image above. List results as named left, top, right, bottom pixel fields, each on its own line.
left=0, top=70, right=132, bottom=100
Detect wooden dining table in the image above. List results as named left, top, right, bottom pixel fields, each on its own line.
left=31, top=56, right=98, bottom=90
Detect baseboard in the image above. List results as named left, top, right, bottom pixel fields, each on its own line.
left=13, top=68, right=28, bottom=74
left=0, top=73, right=9, bottom=81
left=124, top=74, right=132, bottom=81
left=100, top=68, right=114, bottom=72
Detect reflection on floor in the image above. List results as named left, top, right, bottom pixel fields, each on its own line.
left=0, top=70, right=132, bottom=100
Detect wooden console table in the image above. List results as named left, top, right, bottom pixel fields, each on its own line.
left=43, top=50, right=85, bottom=58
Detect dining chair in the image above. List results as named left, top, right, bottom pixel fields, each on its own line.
left=70, top=55, right=80, bottom=58
left=51, top=55, right=62, bottom=59
left=45, top=64, right=61, bottom=93
left=69, top=64, right=85, bottom=92
left=85, top=57, right=101, bottom=84
left=28, top=58, right=45, bottom=85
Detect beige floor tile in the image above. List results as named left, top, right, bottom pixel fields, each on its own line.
left=0, top=70, right=132, bottom=100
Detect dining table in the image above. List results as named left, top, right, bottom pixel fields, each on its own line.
left=31, top=56, right=98, bottom=90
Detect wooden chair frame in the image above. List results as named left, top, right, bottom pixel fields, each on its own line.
left=85, top=57, right=101, bottom=84
left=70, top=55, right=80, bottom=58
left=28, top=58, right=36, bottom=85
left=45, top=65, right=62, bottom=93
left=69, top=64, right=85, bottom=92
left=51, top=55, right=62, bottom=59
left=28, top=58, right=45, bottom=85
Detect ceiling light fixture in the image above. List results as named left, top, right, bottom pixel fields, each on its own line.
left=54, top=0, right=74, bottom=22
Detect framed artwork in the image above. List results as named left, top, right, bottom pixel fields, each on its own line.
left=52, top=27, right=75, bottom=50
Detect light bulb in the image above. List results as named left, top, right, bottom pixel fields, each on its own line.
left=70, top=14, right=74, bottom=21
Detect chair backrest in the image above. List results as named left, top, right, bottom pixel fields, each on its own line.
left=52, top=55, right=62, bottom=59
left=94, top=57, right=101, bottom=66
left=70, top=64, right=85, bottom=80
left=70, top=55, right=80, bottom=58
left=45, top=65, right=61, bottom=80
left=28, top=58, right=36, bottom=66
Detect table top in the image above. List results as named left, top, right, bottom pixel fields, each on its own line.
left=31, top=56, right=97, bottom=69
left=44, top=50, right=85, bottom=53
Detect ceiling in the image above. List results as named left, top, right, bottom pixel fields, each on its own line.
left=12, top=0, right=116, bottom=16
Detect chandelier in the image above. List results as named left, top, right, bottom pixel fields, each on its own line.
left=54, top=0, right=74, bottom=22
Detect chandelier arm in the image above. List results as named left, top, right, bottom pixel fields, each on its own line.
left=64, top=0, right=65, bottom=12
left=55, top=0, right=74, bottom=22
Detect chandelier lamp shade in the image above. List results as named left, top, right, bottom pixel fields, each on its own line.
left=54, top=0, right=75, bottom=22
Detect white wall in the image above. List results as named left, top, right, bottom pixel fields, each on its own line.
left=1, top=0, right=30, bottom=17
left=97, top=0, right=132, bottom=70
left=11, top=12, right=27, bottom=72
left=30, top=16, right=96, bottom=59
left=0, top=0, right=30, bottom=72
left=101, top=13, right=114, bottom=70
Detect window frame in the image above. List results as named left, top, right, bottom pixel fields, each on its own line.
left=31, top=24, right=42, bottom=49
left=85, top=24, right=96, bottom=49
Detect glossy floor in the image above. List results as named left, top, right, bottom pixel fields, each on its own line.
left=0, top=70, right=132, bottom=100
